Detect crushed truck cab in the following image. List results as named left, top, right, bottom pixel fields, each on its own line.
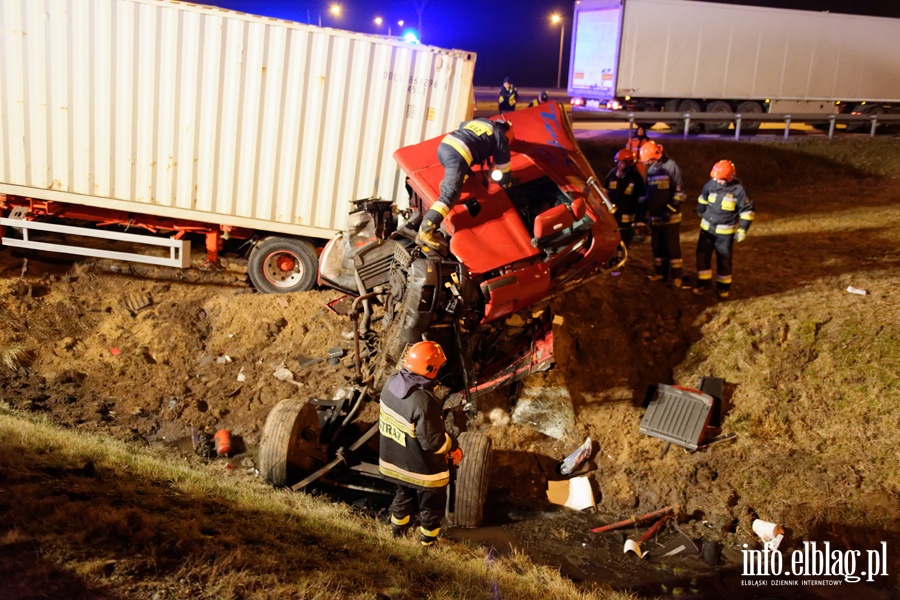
left=260, top=102, right=623, bottom=527
left=319, top=101, right=623, bottom=401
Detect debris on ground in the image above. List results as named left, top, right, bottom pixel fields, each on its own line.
left=547, top=476, right=595, bottom=511
left=557, top=437, right=594, bottom=476
left=752, top=518, right=784, bottom=551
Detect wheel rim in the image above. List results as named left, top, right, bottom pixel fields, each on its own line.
left=262, top=250, right=304, bottom=288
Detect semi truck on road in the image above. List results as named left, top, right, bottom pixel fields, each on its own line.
left=0, top=0, right=475, bottom=292
left=567, top=0, right=900, bottom=132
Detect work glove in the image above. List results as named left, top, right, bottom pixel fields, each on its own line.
left=415, top=228, right=447, bottom=251
left=735, top=229, right=747, bottom=243
left=448, top=448, right=463, bottom=466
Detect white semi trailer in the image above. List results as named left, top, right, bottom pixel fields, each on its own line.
left=567, top=0, right=900, bottom=132
left=0, top=0, right=475, bottom=292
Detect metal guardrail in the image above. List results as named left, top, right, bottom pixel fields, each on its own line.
left=574, top=110, right=900, bottom=140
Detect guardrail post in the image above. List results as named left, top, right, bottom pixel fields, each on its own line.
left=828, top=115, right=836, bottom=139
left=683, top=114, right=690, bottom=140
left=784, top=115, right=791, bottom=140
left=734, top=114, right=742, bottom=141
left=870, top=116, right=878, bottom=137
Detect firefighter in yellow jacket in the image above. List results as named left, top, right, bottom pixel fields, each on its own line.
left=693, top=160, right=756, bottom=299
left=379, top=341, right=462, bottom=546
left=416, top=118, right=514, bottom=250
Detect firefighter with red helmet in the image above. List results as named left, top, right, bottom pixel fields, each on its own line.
left=602, top=148, right=646, bottom=248
left=416, top=118, right=514, bottom=250
left=378, top=341, right=462, bottom=546
left=638, top=140, right=688, bottom=288
left=692, top=160, right=755, bottom=299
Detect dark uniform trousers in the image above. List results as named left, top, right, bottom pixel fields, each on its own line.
left=650, top=222, right=683, bottom=280
left=695, top=230, right=734, bottom=294
left=616, top=212, right=635, bottom=247
left=436, top=142, right=470, bottom=209
left=389, top=484, right=447, bottom=539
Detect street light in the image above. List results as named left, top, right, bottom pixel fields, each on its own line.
left=551, top=14, right=565, bottom=90
left=318, top=4, right=341, bottom=27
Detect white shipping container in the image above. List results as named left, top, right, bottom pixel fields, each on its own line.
left=0, top=0, right=476, bottom=239
left=569, top=0, right=900, bottom=107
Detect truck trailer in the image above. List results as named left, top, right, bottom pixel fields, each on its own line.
left=0, top=0, right=475, bottom=292
left=567, top=0, right=900, bottom=132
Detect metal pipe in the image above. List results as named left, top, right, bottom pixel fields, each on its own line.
left=351, top=292, right=380, bottom=383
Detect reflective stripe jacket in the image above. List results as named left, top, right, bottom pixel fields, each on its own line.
left=602, top=165, right=646, bottom=219
left=696, top=178, right=755, bottom=235
left=641, top=156, right=685, bottom=225
left=441, top=118, right=511, bottom=174
left=378, top=369, right=456, bottom=489
left=498, top=86, right=518, bottom=112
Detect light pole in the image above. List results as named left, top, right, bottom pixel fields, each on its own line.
left=551, top=14, right=565, bottom=90
left=319, top=4, right=340, bottom=27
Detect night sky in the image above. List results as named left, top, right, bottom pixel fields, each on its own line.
left=194, top=1, right=900, bottom=89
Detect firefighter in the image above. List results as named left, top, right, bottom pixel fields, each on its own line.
left=601, top=148, right=646, bottom=248
left=693, top=160, right=755, bottom=299
left=416, top=118, right=514, bottom=250
left=626, top=126, right=650, bottom=181
left=638, top=140, right=688, bottom=288
left=378, top=341, right=463, bottom=547
left=498, top=77, right=518, bottom=113
left=529, top=90, right=550, bottom=107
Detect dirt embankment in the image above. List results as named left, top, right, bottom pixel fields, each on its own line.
left=2, top=137, right=899, bottom=597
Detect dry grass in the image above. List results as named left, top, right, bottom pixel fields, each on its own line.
left=571, top=136, right=900, bottom=577
left=0, top=407, right=633, bottom=600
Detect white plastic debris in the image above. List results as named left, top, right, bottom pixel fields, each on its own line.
left=752, top=519, right=784, bottom=552
left=272, top=367, right=294, bottom=381
left=216, top=355, right=233, bottom=364
left=846, top=286, right=867, bottom=296
left=546, top=476, right=595, bottom=511
left=237, top=368, right=246, bottom=382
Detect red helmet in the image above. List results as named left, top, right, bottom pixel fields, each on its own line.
left=614, top=148, right=635, bottom=164
left=711, top=160, right=736, bottom=181
left=402, top=341, right=447, bottom=379
left=639, top=140, right=663, bottom=163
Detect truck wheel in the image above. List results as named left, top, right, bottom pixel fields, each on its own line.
left=449, top=432, right=493, bottom=528
left=677, top=100, right=703, bottom=133
left=248, top=236, right=317, bottom=293
left=736, top=101, right=763, bottom=133
left=258, top=398, right=323, bottom=486
left=704, top=101, right=732, bottom=134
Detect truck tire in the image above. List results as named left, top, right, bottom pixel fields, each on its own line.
left=448, top=432, right=493, bottom=528
left=736, top=101, right=763, bottom=133
left=677, top=100, right=703, bottom=133
left=258, top=398, right=323, bottom=486
left=704, top=101, right=733, bottom=134
left=248, top=236, right=317, bottom=293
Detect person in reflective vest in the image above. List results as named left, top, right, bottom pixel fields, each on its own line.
left=416, top=118, right=514, bottom=250
left=626, top=126, right=650, bottom=181
left=529, top=90, right=550, bottom=107
left=638, top=141, right=689, bottom=288
left=692, top=160, right=756, bottom=299
left=379, top=341, right=462, bottom=546
left=602, top=148, right=646, bottom=248
left=498, top=76, right=518, bottom=113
